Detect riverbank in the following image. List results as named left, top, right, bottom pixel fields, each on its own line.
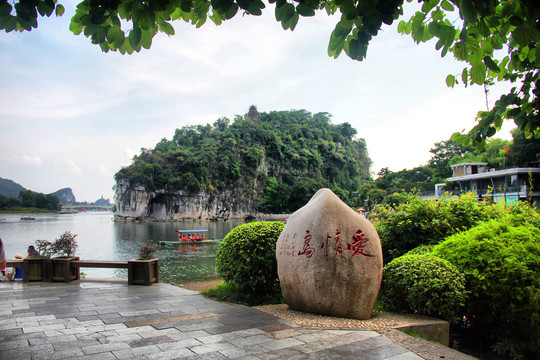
left=0, top=208, right=59, bottom=215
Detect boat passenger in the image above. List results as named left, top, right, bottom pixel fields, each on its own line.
left=27, top=245, right=40, bottom=257
left=202, top=233, right=205, bottom=240
left=195, top=235, right=200, bottom=241
left=183, top=235, right=189, bottom=241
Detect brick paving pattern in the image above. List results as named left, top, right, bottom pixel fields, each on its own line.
left=0, top=282, right=474, bottom=359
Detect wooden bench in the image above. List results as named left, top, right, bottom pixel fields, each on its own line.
left=4, top=259, right=158, bottom=285
left=6, top=259, right=23, bottom=267
left=70, top=260, right=129, bottom=269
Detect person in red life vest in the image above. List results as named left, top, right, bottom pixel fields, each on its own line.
left=202, top=233, right=205, bottom=240
left=184, top=235, right=189, bottom=241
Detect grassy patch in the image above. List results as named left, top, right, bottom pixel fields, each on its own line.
left=202, top=282, right=284, bottom=306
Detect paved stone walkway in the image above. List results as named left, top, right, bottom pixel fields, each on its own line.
left=0, top=281, right=473, bottom=359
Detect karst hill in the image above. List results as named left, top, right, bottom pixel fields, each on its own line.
left=114, top=108, right=372, bottom=221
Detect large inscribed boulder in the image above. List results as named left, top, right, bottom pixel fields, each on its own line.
left=276, top=188, right=383, bottom=319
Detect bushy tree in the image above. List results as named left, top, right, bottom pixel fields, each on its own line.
left=36, top=231, right=79, bottom=258
left=508, top=127, right=540, bottom=166
left=18, top=190, right=61, bottom=211
left=428, top=140, right=472, bottom=180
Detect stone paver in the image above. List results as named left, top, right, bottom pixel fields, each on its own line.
left=0, top=281, right=474, bottom=359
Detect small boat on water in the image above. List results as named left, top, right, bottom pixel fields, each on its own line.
left=21, top=216, right=35, bottom=220
left=159, top=229, right=221, bottom=246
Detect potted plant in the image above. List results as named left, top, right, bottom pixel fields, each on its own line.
left=50, top=231, right=80, bottom=282
left=128, top=243, right=159, bottom=285
left=23, top=241, right=52, bottom=282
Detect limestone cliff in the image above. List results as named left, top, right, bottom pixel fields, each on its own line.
left=114, top=179, right=261, bottom=221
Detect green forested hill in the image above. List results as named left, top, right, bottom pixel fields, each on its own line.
left=0, top=177, right=26, bottom=198
left=115, top=108, right=372, bottom=213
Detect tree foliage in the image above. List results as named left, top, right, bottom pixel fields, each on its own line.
left=0, top=190, right=62, bottom=211
left=115, top=108, right=372, bottom=212
left=2, top=1, right=538, bottom=143
left=367, top=131, right=537, bottom=206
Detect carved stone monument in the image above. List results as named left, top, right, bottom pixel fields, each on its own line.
left=276, top=188, right=383, bottom=319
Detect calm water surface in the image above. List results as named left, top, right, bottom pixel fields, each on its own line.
left=0, top=212, right=244, bottom=284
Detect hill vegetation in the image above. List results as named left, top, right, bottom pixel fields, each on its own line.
left=115, top=108, right=372, bottom=213
left=359, top=128, right=540, bottom=207
left=0, top=178, right=62, bottom=212
left=0, top=177, right=26, bottom=198
left=0, top=190, right=61, bottom=212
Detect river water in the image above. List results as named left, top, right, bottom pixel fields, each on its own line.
left=0, top=212, right=244, bottom=285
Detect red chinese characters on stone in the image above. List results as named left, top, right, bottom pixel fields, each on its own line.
left=319, top=230, right=343, bottom=258
left=278, top=232, right=296, bottom=257
left=283, top=229, right=374, bottom=259
left=347, top=230, right=373, bottom=258
left=320, top=232, right=331, bottom=257
left=298, top=230, right=315, bottom=258
left=335, top=230, right=343, bottom=257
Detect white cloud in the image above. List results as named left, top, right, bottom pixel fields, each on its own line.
left=99, top=165, right=111, bottom=177
left=19, top=155, right=43, bottom=165
left=67, top=160, right=83, bottom=175
left=0, top=4, right=518, bottom=202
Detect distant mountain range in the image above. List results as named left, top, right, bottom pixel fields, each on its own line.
left=0, top=177, right=111, bottom=205
left=51, top=188, right=76, bottom=204
left=0, top=177, right=25, bottom=198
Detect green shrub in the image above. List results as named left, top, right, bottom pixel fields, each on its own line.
left=216, top=221, right=285, bottom=294
left=34, top=239, right=53, bottom=258
left=373, top=192, right=500, bottom=262
left=39, top=231, right=79, bottom=258
left=138, top=243, right=157, bottom=260
left=432, top=219, right=540, bottom=358
left=404, top=244, right=435, bottom=256
left=379, top=254, right=467, bottom=321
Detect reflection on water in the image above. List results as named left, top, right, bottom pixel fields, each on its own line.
left=0, top=212, right=243, bottom=283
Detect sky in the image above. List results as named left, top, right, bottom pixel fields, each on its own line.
left=0, top=3, right=516, bottom=203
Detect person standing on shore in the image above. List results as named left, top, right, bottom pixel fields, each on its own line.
left=0, top=238, right=6, bottom=275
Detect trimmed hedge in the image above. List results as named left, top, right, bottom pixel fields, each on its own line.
left=432, top=219, right=540, bottom=358
left=380, top=254, right=467, bottom=321
left=373, top=193, right=501, bottom=262
left=216, top=221, right=285, bottom=294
